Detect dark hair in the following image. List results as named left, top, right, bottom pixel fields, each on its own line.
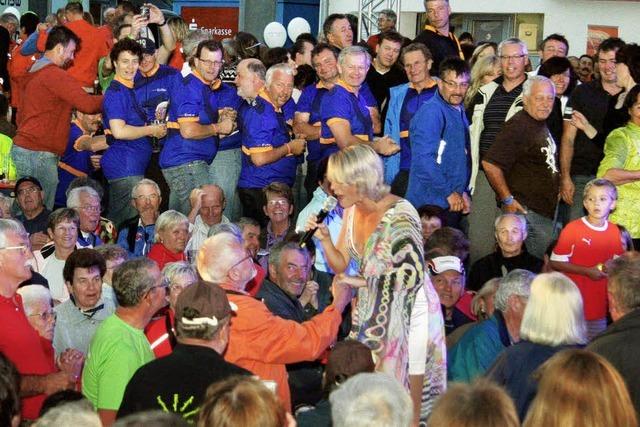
left=195, top=39, right=222, bottom=60
left=378, top=30, right=404, bottom=46
left=112, top=258, right=158, bottom=307
left=294, top=64, right=316, bottom=90
left=110, top=37, right=143, bottom=64
left=45, top=26, right=80, bottom=52
left=115, top=23, right=131, bottom=39
left=425, top=226, right=470, bottom=263
left=0, top=353, right=19, bottom=427
left=540, top=33, right=569, bottom=53
left=323, top=340, right=375, bottom=396
left=311, top=42, right=339, bottom=61
left=538, top=56, right=578, bottom=96
left=39, top=390, right=84, bottom=417
left=459, top=32, right=473, bottom=43
left=401, top=42, right=432, bottom=63
left=62, top=248, right=107, bottom=283
left=95, top=244, right=128, bottom=262
left=117, top=0, right=136, bottom=14
left=296, top=32, right=317, bottom=45
left=439, top=56, right=470, bottom=78
left=20, top=11, right=40, bottom=36
left=263, top=47, right=289, bottom=70
left=417, top=204, right=445, bottom=223
left=47, top=208, right=80, bottom=231
left=292, top=37, right=315, bottom=60
left=579, top=54, right=593, bottom=62
left=235, top=31, right=260, bottom=59
left=317, top=156, right=330, bottom=185
left=624, top=84, right=640, bottom=112
left=616, top=43, right=640, bottom=84
left=597, top=37, right=625, bottom=58
left=263, top=182, right=294, bottom=207
left=323, top=13, right=347, bottom=39
left=64, top=2, right=83, bottom=14
left=0, top=94, right=8, bottom=118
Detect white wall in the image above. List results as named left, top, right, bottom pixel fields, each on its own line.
left=330, top=0, right=640, bottom=54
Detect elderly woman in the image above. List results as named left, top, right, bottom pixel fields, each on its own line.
left=308, top=145, right=442, bottom=423
left=468, top=214, right=543, bottom=292
left=147, top=210, right=189, bottom=270
left=486, top=272, right=587, bottom=420
left=597, top=84, right=640, bottom=245
left=145, top=261, right=197, bottom=358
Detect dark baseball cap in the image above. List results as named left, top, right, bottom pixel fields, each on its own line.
left=137, top=37, right=156, bottom=55
left=15, top=176, right=42, bottom=192
left=175, top=280, right=237, bottom=331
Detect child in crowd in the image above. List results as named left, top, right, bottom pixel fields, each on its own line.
left=550, top=179, right=625, bottom=339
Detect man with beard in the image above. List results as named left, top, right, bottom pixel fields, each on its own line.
left=11, top=26, right=103, bottom=210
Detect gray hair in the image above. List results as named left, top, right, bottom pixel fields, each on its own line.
left=338, top=45, right=372, bottom=69
left=102, top=7, right=116, bottom=20
left=330, top=373, right=413, bottom=427
left=131, top=178, right=161, bottom=199
left=494, top=214, right=527, bottom=233
left=67, top=186, right=100, bottom=208
left=162, top=261, right=196, bottom=286
left=520, top=272, right=587, bottom=346
left=34, top=400, right=101, bottom=427
left=269, top=241, right=309, bottom=268
left=523, top=75, right=555, bottom=98
left=243, top=58, right=266, bottom=82
left=197, top=232, right=244, bottom=283
left=497, top=37, right=528, bottom=57
left=95, top=244, right=128, bottom=262
left=0, top=219, right=27, bottom=248
left=112, top=258, right=158, bottom=307
left=183, top=29, right=211, bottom=60
left=265, top=63, right=294, bottom=86
left=471, top=277, right=501, bottom=318
left=494, top=269, right=534, bottom=312
left=378, top=9, right=397, bottom=24
left=17, top=285, right=51, bottom=315
left=607, top=252, right=640, bottom=315
left=0, top=13, right=18, bottom=26
left=207, top=222, right=242, bottom=239
left=237, top=217, right=260, bottom=232
left=113, top=410, right=188, bottom=427
left=154, top=210, right=189, bottom=242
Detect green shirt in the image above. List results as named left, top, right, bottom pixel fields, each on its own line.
left=82, top=314, right=154, bottom=410
left=98, top=56, right=115, bottom=93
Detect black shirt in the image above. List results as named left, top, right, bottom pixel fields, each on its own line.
left=117, top=343, right=250, bottom=422
left=468, top=249, right=543, bottom=292
left=479, top=77, right=525, bottom=157
left=16, top=208, right=51, bottom=235
left=413, top=26, right=463, bottom=77
left=365, top=64, right=408, bottom=130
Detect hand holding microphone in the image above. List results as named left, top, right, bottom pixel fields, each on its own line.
left=299, top=196, right=338, bottom=248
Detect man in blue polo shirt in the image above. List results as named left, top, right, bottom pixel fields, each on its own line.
left=320, top=46, right=398, bottom=161
left=237, top=61, right=306, bottom=225
left=160, top=40, right=236, bottom=214
left=384, top=42, right=438, bottom=194
left=294, top=43, right=340, bottom=202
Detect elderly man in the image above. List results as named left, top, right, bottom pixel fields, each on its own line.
left=82, top=258, right=167, bottom=427
left=67, top=186, right=103, bottom=247
left=320, top=46, right=397, bottom=159
left=53, top=249, right=115, bottom=356
left=468, top=214, right=543, bottom=292
left=15, top=176, right=51, bottom=250
left=160, top=39, right=235, bottom=215
left=237, top=217, right=266, bottom=296
left=448, top=269, right=534, bottom=382
left=0, top=219, right=75, bottom=421
left=414, top=0, right=464, bottom=76
left=116, top=179, right=161, bottom=257
left=323, top=14, right=353, bottom=51
left=467, top=38, right=528, bottom=262
left=196, top=229, right=352, bottom=412
left=258, top=182, right=296, bottom=270
left=588, top=252, right=640, bottom=414
left=118, top=279, right=249, bottom=422
left=237, top=62, right=306, bottom=223
left=186, top=184, right=229, bottom=255
left=482, top=76, right=559, bottom=258
left=366, top=9, right=399, bottom=51
left=406, top=57, right=472, bottom=225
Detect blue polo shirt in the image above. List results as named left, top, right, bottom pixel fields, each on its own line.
left=134, top=63, right=179, bottom=123
left=160, top=72, right=234, bottom=169
left=296, top=81, right=331, bottom=163
left=101, top=77, right=152, bottom=180
left=55, top=121, right=93, bottom=206
left=218, top=86, right=243, bottom=152
left=320, top=80, right=374, bottom=160
left=237, top=89, right=298, bottom=189
left=399, top=82, right=438, bottom=170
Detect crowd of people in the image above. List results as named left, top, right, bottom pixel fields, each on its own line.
left=0, top=0, right=640, bottom=425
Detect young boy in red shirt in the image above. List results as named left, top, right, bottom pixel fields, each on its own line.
left=550, top=178, right=625, bottom=339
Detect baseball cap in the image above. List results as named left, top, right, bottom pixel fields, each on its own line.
left=427, top=255, right=464, bottom=275
left=15, top=176, right=43, bottom=192
left=137, top=37, right=156, bottom=55
left=175, top=280, right=237, bottom=329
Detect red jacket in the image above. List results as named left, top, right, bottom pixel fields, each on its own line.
left=8, top=44, right=37, bottom=108
left=13, top=62, right=103, bottom=155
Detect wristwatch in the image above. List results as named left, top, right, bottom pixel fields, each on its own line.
left=501, top=195, right=514, bottom=206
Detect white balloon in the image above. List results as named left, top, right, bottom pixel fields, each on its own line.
left=263, top=22, right=287, bottom=48
left=3, top=7, right=20, bottom=21
left=287, top=17, right=311, bottom=43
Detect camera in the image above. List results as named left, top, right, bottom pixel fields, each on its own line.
left=563, top=106, right=574, bottom=121
left=141, top=5, right=150, bottom=20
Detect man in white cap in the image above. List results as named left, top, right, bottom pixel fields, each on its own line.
left=427, top=255, right=473, bottom=335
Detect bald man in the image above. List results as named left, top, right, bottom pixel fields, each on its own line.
left=186, top=184, right=229, bottom=254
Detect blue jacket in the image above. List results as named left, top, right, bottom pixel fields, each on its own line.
left=405, top=90, right=471, bottom=209
left=382, top=83, right=409, bottom=184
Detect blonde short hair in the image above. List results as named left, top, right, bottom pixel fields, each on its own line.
left=154, top=210, right=189, bottom=242
left=520, top=272, right=587, bottom=346
left=327, top=145, right=389, bottom=202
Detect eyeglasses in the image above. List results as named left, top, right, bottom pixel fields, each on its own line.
left=226, top=254, right=253, bottom=277
left=0, top=245, right=29, bottom=253
left=134, top=194, right=160, bottom=202
left=499, top=54, right=526, bottom=62
left=16, top=186, right=39, bottom=196
left=29, top=310, right=56, bottom=322
left=198, top=58, right=224, bottom=68
left=80, top=205, right=101, bottom=213
left=442, top=79, right=470, bottom=90
left=267, top=199, right=289, bottom=207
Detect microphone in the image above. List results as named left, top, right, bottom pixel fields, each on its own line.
left=299, top=196, right=338, bottom=248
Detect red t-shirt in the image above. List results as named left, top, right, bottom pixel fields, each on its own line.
left=245, top=262, right=265, bottom=297
left=147, top=243, right=187, bottom=271
left=168, top=42, right=184, bottom=72
left=551, top=217, right=624, bottom=320
left=0, top=293, right=57, bottom=420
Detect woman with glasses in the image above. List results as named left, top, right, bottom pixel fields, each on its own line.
left=145, top=261, right=197, bottom=358
left=147, top=210, right=189, bottom=270
left=101, top=38, right=167, bottom=226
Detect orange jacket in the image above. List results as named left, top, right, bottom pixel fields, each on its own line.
left=224, top=291, right=342, bottom=411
